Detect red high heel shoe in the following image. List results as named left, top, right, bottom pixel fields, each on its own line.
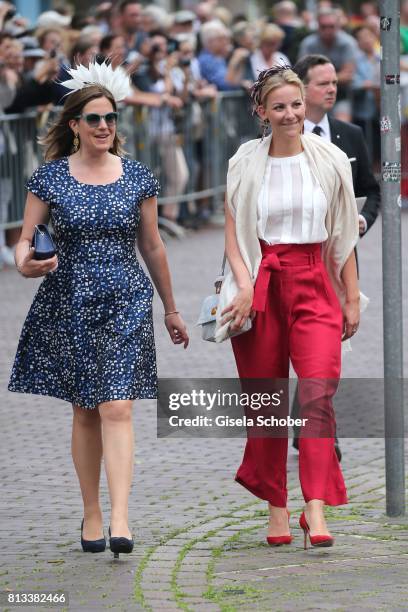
left=299, top=511, right=334, bottom=549
left=266, top=509, right=293, bottom=546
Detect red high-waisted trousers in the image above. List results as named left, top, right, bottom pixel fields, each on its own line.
left=231, top=242, right=348, bottom=507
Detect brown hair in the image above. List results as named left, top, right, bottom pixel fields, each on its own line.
left=40, top=85, right=125, bottom=161
left=37, top=28, right=62, bottom=49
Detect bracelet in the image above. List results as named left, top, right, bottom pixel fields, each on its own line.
left=164, top=310, right=179, bottom=317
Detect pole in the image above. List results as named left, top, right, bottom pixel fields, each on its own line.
left=380, top=1, right=405, bottom=516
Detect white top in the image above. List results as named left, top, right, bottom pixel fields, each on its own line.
left=304, top=115, right=331, bottom=142
left=257, top=151, right=328, bottom=245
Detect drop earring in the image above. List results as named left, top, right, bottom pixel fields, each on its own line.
left=261, top=119, right=270, bottom=141
left=73, top=133, right=80, bottom=152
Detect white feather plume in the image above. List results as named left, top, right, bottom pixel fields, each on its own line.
left=59, top=60, right=132, bottom=102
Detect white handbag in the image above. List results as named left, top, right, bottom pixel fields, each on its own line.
left=196, top=253, right=252, bottom=342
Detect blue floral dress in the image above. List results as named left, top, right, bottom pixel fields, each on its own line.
left=8, top=156, right=160, bottom=409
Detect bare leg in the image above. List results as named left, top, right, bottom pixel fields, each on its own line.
left=98, top=400, right=133, bottom=539
left=267, top=504, right=291, bottom=537
left=71, top=405, right=104, bottom=539
left=304, top=499, right=331, bottom=536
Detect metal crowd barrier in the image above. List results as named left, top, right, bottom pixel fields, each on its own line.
left=0, top=92, right=258, bottom=230
left=0, top=110, right=39, bottom=229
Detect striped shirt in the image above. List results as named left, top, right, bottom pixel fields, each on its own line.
left=257, top=152, right=328, bottom=245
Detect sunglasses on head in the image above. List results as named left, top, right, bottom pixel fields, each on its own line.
left=76, top=112, right=118, bottom=127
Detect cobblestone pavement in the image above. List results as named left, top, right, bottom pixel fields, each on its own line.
left=1, top=212, right=407, bottom=611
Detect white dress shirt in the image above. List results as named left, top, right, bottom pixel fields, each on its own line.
left=257, top=152, right=328, bottom=245
left=304, top=115, right=331, bottom=141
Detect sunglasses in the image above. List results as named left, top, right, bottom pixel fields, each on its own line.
left=76, top=112, right=118, bottom=127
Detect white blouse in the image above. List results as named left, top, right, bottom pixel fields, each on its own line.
left=257, top=152, right=328, bottom=245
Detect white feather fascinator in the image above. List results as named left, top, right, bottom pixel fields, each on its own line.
left=59, top=60, right=132, bottom=102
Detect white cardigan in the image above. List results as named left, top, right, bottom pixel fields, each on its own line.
left=215, top=132, right=369, bottom=344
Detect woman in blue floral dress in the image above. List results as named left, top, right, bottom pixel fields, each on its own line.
left=8, top=64, right=189, bottom=557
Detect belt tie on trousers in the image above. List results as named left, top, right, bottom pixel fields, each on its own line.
left=252, top=243, right=321, bottom=312
left=252, top=253, right=282, bottom=312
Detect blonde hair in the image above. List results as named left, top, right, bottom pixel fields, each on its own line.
left=259, top=23, right=285, bottom=43
left=213, top=7, right=233, bottom=27
left=251, top=67, right=304, bottom=111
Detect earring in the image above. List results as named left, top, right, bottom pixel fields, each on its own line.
left=73, top=133, right=80, bottom=152
left=261, top=119, right=270, bottom=141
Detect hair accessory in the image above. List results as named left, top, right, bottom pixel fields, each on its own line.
left=59, top=60, right=132, bottom=102
left=250, top=63, right=291, bottom=113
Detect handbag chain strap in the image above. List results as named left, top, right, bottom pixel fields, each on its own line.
left=215, top=252, right=227, bottom=295
left=220, top=251, right=227, bottom=276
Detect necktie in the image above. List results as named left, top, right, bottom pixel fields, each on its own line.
left=312, top=125, right=323, bottom=136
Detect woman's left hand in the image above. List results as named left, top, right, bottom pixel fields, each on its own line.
left=342, top=299, right=360, bottom=341
left=165, top=313, right=189, bottom=348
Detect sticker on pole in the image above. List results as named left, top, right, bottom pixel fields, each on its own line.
left=380, top=116, right=392, bottom=132
left=385, top=74, right=400, bottom=85
left=382, top=162, right=401, bottom=182
left=380, top=16, right=392, bottom=31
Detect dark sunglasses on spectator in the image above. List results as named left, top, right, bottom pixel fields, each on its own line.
left=76, top=112, right=118, bottom=127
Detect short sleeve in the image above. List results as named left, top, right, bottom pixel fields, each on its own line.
left=137, top=162, right=160, bottom=202
left=26, top=164, right=50, bottom=203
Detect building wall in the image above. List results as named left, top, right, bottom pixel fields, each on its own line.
left=15, top=0, right=50, bottom=28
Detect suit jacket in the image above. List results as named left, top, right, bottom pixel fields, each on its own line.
left=328, top=116, right=380, bottom=234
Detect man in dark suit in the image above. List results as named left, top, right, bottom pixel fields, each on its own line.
left=291, top=54, right=381, bottom=461
left=294, top=54, right=380, bottom=234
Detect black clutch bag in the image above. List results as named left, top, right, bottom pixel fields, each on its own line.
left=31, top=224, right=56, bottom=260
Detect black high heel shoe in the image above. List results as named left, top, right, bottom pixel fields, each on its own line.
left=108, top=526, right=134, bottom=559
left=80, top=519, right=106, bottom=553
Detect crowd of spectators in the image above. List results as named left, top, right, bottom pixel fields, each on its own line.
left=0, top=0, right=384, bottom=246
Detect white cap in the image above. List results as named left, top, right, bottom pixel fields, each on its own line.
left=173, top=10, right=196, bottom=24
left=37, top=11, right=71, bottom=29
left=24, top=48, right=46, bottom=58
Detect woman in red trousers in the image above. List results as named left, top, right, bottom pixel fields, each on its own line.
left=215, top=66, right=363, bottom=549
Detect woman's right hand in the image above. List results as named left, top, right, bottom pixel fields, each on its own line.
left=221, top=285, right=254, bottom=333
left=17, top=248, right=58, bottom=278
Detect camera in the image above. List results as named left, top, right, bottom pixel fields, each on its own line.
left=179, top=58, right=191, bottom=68
left=167, top=39, right=179, bottom=54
